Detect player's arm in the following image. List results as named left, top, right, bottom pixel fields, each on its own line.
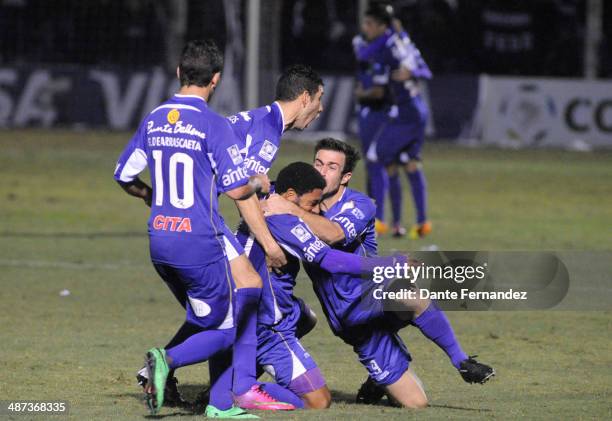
left=114, top=123, right=151, bottom=206
left=117, top=178, right=152, bottom=207
left=229, top=188, right=287, bottom=268
left=355, top=83, right=385, bottom=101
left=268, top=215, right=411, bottom=277
left=264, top=194, right=346, bottom=244
left=211, top=118, right=286, bottom=268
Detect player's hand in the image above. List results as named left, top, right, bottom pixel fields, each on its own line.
left=143, top=186, right=153, bottom=207
left=392, top=18, right=404, bottom=34
left=354, top=82, right=365, bottom=99
left=263, top=193, right=297, bottom=216
left=265, top=242, right=287, bottom=269
left=392, top=66, right=412, bottom=82
left=248, top=174, right=271, bottom=194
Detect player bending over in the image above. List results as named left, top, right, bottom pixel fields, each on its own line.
left=265, top=139, right=495, bottom=408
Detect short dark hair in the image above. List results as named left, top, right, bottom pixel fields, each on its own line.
left=365, top=3, right=394, bottom=26
left=275, top=65, right=323, bottom=101
left=179, top=40, right=223, bottom=87
left=275, top=162, right=326, bottom=196
left=314, top=138, right=361, bottom=175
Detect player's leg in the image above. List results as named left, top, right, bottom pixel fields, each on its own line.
left=386, top=163, right=405, bottom=237
left=222, top=229, right=263, bottom=398
left=367, top=125, right=392, bottom=235
left=384, top=367, right=428, bottom=409
left=206, top=352, right=259, bottom=419
left=354, top=330, right=424, bottom=407
left=143, top=260, right=236, bottom=414
left=384, top=280, right=494, bottom=383
left=257, top=328, right=329, bottom=409
left=402, top=97, right=431, bottom=239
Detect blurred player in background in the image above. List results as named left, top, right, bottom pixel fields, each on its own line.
left=352, top=28, right=402, bottom=238
left=357, top=4, right=433, bottom=240
left=115, top=40, right=292, bottom=418
left=265, top=139, right=494, bottom=408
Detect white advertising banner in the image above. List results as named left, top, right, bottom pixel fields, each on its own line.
left=477, top=76, right=612, bottom=149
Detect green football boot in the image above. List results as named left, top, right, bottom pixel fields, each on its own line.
left=144, top=347, right=170, bottom=414
left=205, top=404, right=259, bottom=419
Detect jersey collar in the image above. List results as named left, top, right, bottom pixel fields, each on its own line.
left=174, top=94, right=208, bottom=104
left=273, top=101, right=286, bottom=133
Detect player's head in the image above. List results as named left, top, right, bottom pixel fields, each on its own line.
left=362, top=3, right=393, bottom=41
left=177, top=40, right=224, bottom=91
left=275, top=162, right=326, bottom=212
left=314, top=138, right=361, bottom=196
left=275, top=65, right=324, bottom=130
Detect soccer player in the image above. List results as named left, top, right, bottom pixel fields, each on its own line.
left=352, top=33, right=403, bottom=237
left=265, top=139, right=494, bottom=408
left=173, top=162, right=410, bottom=409
left=357, top=4, right=433, bottom=239
left=114, top=40, right=289, bottom=418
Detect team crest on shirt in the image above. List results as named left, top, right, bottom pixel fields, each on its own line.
left=290, top=224, right=312, bottom=243
left=351, top=207, right=365, bottom=220
left=227, top=144, right=243, bottom=165
left=167, top=109, right=180, bottom=125
left=258, top=140, right=278, bottom=162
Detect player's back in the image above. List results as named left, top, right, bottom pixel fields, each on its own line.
left=116, top=94, right=235, bottom=266
left=227, top=103, right=284, bottom=178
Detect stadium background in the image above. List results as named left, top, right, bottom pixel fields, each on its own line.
left=1, top=0, right=611, bottom=419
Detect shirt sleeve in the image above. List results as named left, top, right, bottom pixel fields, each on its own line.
left=206, top=115, right=250, bottom=193
left=114, top=120, right=148, bottom=183
left=329, top=195, right=376, bottom=247
left=267, top=215, right=330, bottom=265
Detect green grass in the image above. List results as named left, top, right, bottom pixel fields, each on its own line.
left=0, top=130, right=611, bottom=420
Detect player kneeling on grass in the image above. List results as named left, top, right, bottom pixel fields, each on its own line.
left=265, top=139, right=495, bottom=408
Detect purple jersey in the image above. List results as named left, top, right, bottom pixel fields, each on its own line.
left=303, top=188, right=377, bottom=337
left=357, top=29, right=432, bottom=121
left=237, top=213, right=330, bottom=329
left=114, top=94, right=249, bottom=266
left=227, top=102, right=284, bottom=179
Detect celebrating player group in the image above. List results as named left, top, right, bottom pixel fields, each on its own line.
left=114, top=4, right=494, bottom=419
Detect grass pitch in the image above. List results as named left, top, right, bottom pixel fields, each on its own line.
left=1, top=130, right=611, bottom=420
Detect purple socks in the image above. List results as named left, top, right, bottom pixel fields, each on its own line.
left=412, top=302, right=468, bottom=369
left=406, top=168, right=427, bottom=224
left=388, top=173, right=402, bottom=226
left=166, top=328, right=234, bottom=368
left=232, top=287, right=261, bottom=395
left=368, top=162, right=388, bottom=221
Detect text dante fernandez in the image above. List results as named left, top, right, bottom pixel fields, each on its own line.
left=372, top=288, right=528, bottom=301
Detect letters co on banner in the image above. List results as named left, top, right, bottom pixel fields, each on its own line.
left=474, top=76, right=612, bottom=149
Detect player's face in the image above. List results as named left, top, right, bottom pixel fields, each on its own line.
left=297, top=188, right=323, bottom=213
left=314, top=149, right=347, bottom=195
left=294, top=86, right=324, bottom=130
left=362, top=16, right=387, bottom=41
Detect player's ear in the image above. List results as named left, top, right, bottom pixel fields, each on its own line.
left=211, top=72, right=221, bottom=89
left=176, top=67, right=180, bottom=81
left=283, top=188, right=298, bottom=201
left=301, top=90, right=310, bottom=108
left=341, top=171, right=352, bottom=185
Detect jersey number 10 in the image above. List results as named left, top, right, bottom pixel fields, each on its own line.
left=151, top=150, right=194, bottom=209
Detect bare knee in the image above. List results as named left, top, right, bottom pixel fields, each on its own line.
left=230, top=255, right=262, bottom=289
left=402, top=394, right=428, bottom=409
left=303, top=387, right=332, bottom=409
left=405, top=160, right=421, bottom=173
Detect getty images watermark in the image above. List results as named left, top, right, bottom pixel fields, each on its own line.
left=362, top=251, right=612, bottom=311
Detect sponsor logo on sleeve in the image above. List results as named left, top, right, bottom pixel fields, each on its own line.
left=227, top=144, right=243, bottom=165
left=290, top=224, right=312, bottom=243
left=258, top=140, right=278, bottom=162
